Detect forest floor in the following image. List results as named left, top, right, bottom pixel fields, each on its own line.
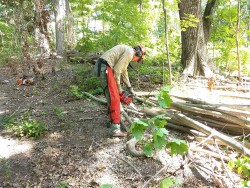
left=0, top=60, right=249, bottom=188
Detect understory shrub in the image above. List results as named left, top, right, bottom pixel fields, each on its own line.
left=1, top=113, right=46, bottom=138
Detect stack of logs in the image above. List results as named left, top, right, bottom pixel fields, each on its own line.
left=83, top=90, right=250, bottom=157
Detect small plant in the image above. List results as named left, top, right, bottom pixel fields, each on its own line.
left=57, top=181, right=68, bottom=188
left=157, top=85, right=173, bottom=108
left=228, top=156, right=250, bottom=187
left=71, top=64, right=102, bottom=95
left=160, top=177, right=182, bottom=188
left=54, top=106, right=63, bottom=118
left=130, top=115, right=188, bottom=157
left=70, top=85, right=83, bottom=98
left=0, top=159, right=11, bottom=180
left=2, top=113, right=46, bottom=138
left=130, top=85, right=188, bottom=157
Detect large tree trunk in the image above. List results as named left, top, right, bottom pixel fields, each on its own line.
left=178, top=0, right=216, bottom=79
left=52, top=0, right=66, bottom=55
left=65, top=0, right=75, bottom=51
left=34, top=0, right=52, bottom=56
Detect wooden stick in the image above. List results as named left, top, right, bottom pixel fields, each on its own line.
left=82, top=92, right=106, bottom=105
left=214, top=139, right=234, bottom=183
left=190, top=146, right=230, bottom=161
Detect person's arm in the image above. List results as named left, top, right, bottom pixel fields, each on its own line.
left=113, top=53, right=132, bottom=93
left=121, top=68, right=131, bottom=89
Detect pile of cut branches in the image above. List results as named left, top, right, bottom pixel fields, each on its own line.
left=126, top=91, right=250, bottom=157
left=82, top=88, right=250, bottom=157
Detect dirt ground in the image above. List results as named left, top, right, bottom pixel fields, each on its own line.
left=0, top=60, right=247, bottom=188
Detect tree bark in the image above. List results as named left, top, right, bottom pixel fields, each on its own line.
left=203, top=0, right=217, bottom=45
left=65, top=0, right=75, bottom=51
left=178, top=0, right=216, bottom=78
left=34, top=0, right=52, bottom=56
left=236, top=0, right=242, bottom=82
left=162, top=0, right=172, bottom=85
left=52, top=0, right=66, bottom=55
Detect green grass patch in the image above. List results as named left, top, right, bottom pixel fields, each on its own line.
left=71, top=64, right=102, bottom=96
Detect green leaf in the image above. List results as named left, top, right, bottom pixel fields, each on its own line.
left=171, top=139, right=186, bottom=145
left=160, top=177, right=182, bottom=188
left=143, top=142, right=154, bottom=157
left=158, top=97, right=167, bottom=108
left=162, top=93, right=172, bottom=107
left=153, top=134, right=167, bottom=149
left=228, top=159, right=235, bottom=170
left=241, top=165, right=250, bottom=177
left=148, top=114, right=166, bottom=124
left=155, top=128, right=169, bottom=137
left=130, top=120, right=148, bottom=140
left=166, top=139, right=188, bottom=156
left=99, top=184, right=112, bottom=188
left=154, top=119, right=167, bottom=128
left=157, top=86, right=173, bottom=108
left=161, top=85, right=173, bottom=92
left=160, top=178, right=174, bottom=188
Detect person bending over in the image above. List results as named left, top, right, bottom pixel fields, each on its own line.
left=94, top=44, right=145, bottom=137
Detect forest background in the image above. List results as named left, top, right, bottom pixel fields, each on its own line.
left=0, top=0, right=250, bottom=188
left=0, top=0, right=249, bottom=82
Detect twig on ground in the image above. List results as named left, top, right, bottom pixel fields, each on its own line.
left=141, top=165, right=168, bottom=188
left=195, top=133, right=214, bottom=147
left=190, top=146, right=230, bottom=161
left=214, top=138, right=235, bottom=185
left=115, top=155, right=143, bottom=178
left=82, top=92, right=107, bottom=104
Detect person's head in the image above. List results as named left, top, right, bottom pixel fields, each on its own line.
left=133, top=45, right=146, bottom=63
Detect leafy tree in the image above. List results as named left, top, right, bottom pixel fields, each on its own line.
left=210, top=0, right=250, bottom=75
left=74, top=0, right=155, bottom=53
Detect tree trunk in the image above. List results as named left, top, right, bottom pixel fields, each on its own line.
left=52, top=0, right=66, bottom=55
left=34, top=0, right=52, bottom=56
left=236, top=0, right=242, bottom=82
left=65, top=0, right=75, bottom=51
left=178, top=0, right=215, bottom=79
left=162, top=0, right=172, bottom=85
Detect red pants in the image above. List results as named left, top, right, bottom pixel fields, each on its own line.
left=106, top=66, right=120, bottom=124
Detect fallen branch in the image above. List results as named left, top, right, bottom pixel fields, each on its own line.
left=183, top=103, right=250, bottom=119
left=141, top=165, right=168, bottom=188
left=171, top=102, right=250, bottom=129
left=190, top=146, right=230, bottom=161
left=134, top=96, right=158, bottom=107
left=82, top=92, right=106, bottom=105
left=214, top=139, right=234, bottom=183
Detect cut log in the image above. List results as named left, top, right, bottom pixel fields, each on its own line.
left=170, top=94, right=250, bottom=110
left=170, top=102, right=250, bottom=129
left=182, top=103, right=250, bottom=119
